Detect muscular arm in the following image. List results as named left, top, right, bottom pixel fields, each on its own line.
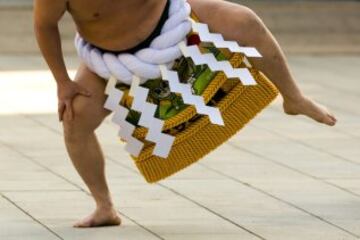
left=33, top=0, right=69, bottom=84
left=34, top=0, right=90, bottom=121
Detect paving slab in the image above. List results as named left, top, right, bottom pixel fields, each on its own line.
left=7, top=114, right=359, bottom=239
left=4, top=191, right=162, bottom=240
left=1, top=54, right=360, bottom=239
left=0, top=195, right=60, bottom=240
left=0, top=115, right=263, bottom=239
left=162, top=179, right=357, bottom=240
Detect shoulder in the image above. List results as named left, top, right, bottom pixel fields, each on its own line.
left=33, top=0, right=68, bottom=23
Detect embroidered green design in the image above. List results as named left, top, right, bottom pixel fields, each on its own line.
left=117, top=44, right=228, bottom=125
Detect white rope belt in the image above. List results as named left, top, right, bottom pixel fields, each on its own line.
left=75, top=0, right=192, bottom=85
left=75, top=0, right=262, bottom=158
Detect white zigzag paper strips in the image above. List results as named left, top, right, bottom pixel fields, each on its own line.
left=160, top=65, right=224, bottom=126
left=104, top=76, right=175, bottom=158
left=128, top=77, right=175, bottom=158
left=104, top=77, right=144, bottom=156
left=191, top=20, right=262, bottom=58
left=179, top=42, right=256, bottom=85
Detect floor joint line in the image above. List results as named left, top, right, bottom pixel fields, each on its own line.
left=0, top=193, right=64, bottom=240
left=0, top=138, right=164, bottom=240
left=224, top=142, right=359, bottom=238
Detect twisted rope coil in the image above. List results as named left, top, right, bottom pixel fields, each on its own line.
left=75, top=0, right=192, bottom=85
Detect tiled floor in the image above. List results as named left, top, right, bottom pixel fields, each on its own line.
left=0, top=55, right=359, bottom=239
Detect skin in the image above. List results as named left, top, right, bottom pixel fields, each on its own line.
left=33, top=0, right=337, bottom=228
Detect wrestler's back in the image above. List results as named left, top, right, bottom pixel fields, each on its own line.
left=67, top=0, right=167, bottom=51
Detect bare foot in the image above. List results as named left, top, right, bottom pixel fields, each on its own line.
left=73, top=206, right=122, bottom=228
left=283, top=96, right=337, bottom=126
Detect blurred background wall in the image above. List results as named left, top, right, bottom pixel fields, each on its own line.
left=0, top=0, right=359, bottom=55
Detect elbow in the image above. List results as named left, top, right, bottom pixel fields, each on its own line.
left=33, top=22, right=59, bottom=40
left=33, top=20, right=58, bottom=33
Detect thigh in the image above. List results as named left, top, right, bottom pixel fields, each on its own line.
left=187, top=0, right=263, bottom=45
left=64, top=63, right=110, bottom=131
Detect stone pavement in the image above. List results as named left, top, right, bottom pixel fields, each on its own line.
left=1, top=0, right=360, bottom=239
left=1, top=54, right=360, bottom=240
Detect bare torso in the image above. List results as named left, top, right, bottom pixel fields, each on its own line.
left=67, top=0, right=167, bottom=51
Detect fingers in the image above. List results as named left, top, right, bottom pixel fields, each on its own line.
left=58, top=102, right=66, bottom=122
left=65, top=100, right=74, bottom=121
left=58, top=100, right=75, bottom=122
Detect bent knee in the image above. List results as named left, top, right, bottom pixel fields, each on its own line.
left=62, top=95, right=107, bottom=141
left=190, top=1, right=268, bottom=46
left=233, top=6, right=267, bottom=42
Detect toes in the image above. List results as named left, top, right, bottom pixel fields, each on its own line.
left=329, top=114, right=337, bottom=122
left=312, top=112, right=333, bottom=126
left=321, top=114, right=337, bottom=126
left=73, top=221, right=92, bottom=228
left=73, top=218, right=93, bottom=228
left=328, top=115, right=337, bottom=126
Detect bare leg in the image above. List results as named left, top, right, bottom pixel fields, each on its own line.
left=188, top=0, right=337, bottom=126
left=62, top=63, right=121, bottom=228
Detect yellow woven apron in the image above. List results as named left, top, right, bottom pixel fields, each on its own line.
left=114, top=12, right=278, bottom=183
left=130, top=61, right=278, bottom=183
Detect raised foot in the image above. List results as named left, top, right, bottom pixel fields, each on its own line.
left=283, top=96, right=337, bottom=126
left=73, top=207, right=122, bottom=228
